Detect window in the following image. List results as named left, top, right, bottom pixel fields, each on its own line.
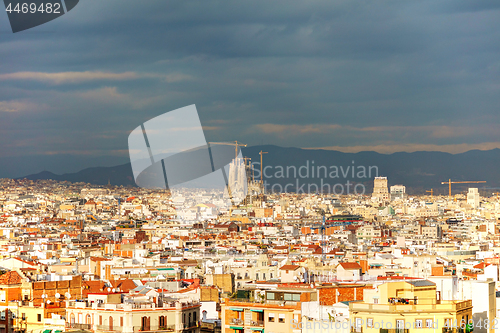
left=397, top=320, right=404, bottom=329
left=415, top=319, right=423, bottom=328
left=267, top=292, right=275, bottom=300
left=256, top=273, right=259, bottom=280
left=99, top=315, right=102, bottom=326
left=354, top=318, right=363, bottom=333
left=367, top=318, right=373, bottom=327
left=22, top=313, right=26, bottom=320
left=268, top=313, right=275, bottom=322
left=0, top=311, right=5, bottom=321
left=284, top=293, right=301, bottom=301
left=426, top=319, right=434, bottom=328
left=263, top=273, right=266, bottom=280
left=278, top=314, right=285, bottom=323
left=37, top=314, right=42, bottom=322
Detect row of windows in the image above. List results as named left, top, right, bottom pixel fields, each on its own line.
left=69, top=312, right=197, bottom=327
left=237, top=273, right=274, bottom=279
left=268, top=313, right=286, bottom=323
left=266, top=292, right=301, bottom=301
left=232, top=310, right=287, bottom=324
left=355, top=318, right=462, bottom=329
left=14, top=313, right=41, bottom=322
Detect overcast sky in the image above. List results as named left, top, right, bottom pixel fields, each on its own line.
left=1, top=0, right=500, bottom=169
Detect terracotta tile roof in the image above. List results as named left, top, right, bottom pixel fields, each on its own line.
left=280, top=265, right=300, bottom=271
left=83, top=281, right=107, bottom=295
left=338, top=262, right=362, bottom=270
left=109, top=279, right=137, bottom=293
left=0, top=271, right=23, bottom=285
left=473, top=262, right=490, bottom=269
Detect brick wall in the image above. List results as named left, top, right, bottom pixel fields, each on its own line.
left=319, top=286, right=368, bottom=305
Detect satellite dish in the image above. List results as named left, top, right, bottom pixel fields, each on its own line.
left=65, top=292, right=71, bottom=299
left=112, top=288, right=116, bottom=293
left=55, top=293, right=60, bottom=298
left=107, top=288, right=111, bottom=292
left=47, top=300, right=51, bottom=304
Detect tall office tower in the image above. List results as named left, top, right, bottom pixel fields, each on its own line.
left=372, top=176, right=389, bottom=201
left=467, top=187, right=480, bottom=208
left=390, top=184, right=406, bottom=201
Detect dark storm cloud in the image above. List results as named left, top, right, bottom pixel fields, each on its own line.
left=1, top=0, right=500, bottom=173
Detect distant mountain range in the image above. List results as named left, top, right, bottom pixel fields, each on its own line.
left=18, top=145, right=500, bottom=195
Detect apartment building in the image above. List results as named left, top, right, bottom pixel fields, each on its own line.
left=65, top=296, right=200, bottom=333
left=350, top=280, right=473, bottom=333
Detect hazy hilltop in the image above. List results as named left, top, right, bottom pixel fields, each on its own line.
left=18, top=146, right=500, bottom=195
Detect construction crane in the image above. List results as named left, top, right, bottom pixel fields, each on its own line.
left=426, top=189, right=434, bottom=197
left=441, top=179, right=486, bottom=198
left=243, top=157, right=253, bottom=181
left=259, top=151, right=268, bottom=185
left=208, top=141, right=247, bottom=160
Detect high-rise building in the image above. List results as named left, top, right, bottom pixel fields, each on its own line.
left=372, top=177, right=389, bottom=201
left=390, top=184, right=406, bottom=201
left=467, top=187, right=480, bottom=208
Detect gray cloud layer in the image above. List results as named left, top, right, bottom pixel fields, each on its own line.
left=1, top=0, right=500, bottom=163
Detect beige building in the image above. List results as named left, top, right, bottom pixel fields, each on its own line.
left=222, top=299, right=301, bottom=333
left=372, top=177, right=389, bottom=202
left=350, top=280, right=473, bottom=333
left=65, top=297, right=200, bottom=333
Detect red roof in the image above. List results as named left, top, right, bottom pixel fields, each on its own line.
left=280, top=265, right=300, bottom=271
left=473, top=262, right=490, bottom=269
left=338, top=262, right=362, bottom=270
left=109, top=279, right=137, bottom=293
left=0, top=271, right=23, bottom=285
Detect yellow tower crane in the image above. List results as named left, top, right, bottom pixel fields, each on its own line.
left=440, top=179, right=486, bottom=198
left=208, top=141, right=247, bottom=160
left=426, top=189, right=433, bottom=197
left=259, top=151, right=268, bottom=185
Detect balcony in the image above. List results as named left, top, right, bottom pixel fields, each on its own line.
left=181, top=322, right=199, bottom=329
left=96, top=325, right=123, bottom=332
left=349, top=300, right=472, bottom=313
left=231, top=318, right=244, bottom=325
left=250, top=320, right=264, bottom=327
left=67, top=323, right=92, bottom=330
left=132, top=325, right=175, bottom=332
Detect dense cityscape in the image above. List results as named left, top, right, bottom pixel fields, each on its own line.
left=2, top=1, right=500, bottom=333
left=0, top=165, right=498, bottom=333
